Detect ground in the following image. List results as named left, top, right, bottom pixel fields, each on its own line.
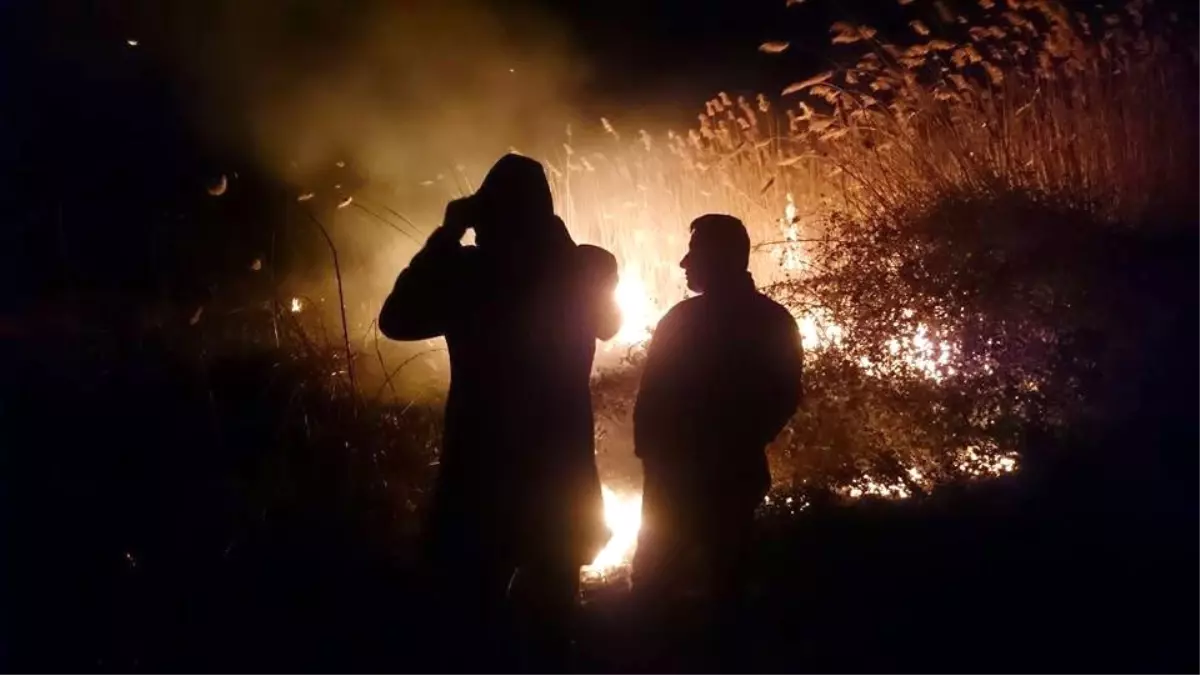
left=7, top=461, right=1193, bottom=673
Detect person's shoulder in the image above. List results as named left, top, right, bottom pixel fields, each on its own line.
left=753, top=291, right=798, bottom=327
left=644, top=299, right=694, bottom=345
left=659, top=295, right=703, bottom=327
left=575, top=244, right=618, bottom=271
left=576, top=243, right=614, bottom=258
left=572, top=244, right=618, bottom=289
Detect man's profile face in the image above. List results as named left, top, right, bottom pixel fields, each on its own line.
left=680, top=233, right=713, bottom=293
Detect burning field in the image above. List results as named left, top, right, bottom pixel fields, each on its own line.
left=6, top=0, right=1196, bottom=670
left=536, top=0, right=1191, bottom=579
left=576, top=185, right=1010, bottom=577
left=270, top=0, right=1192, bottom=582
left=51, top=0, right=1185, bottom=581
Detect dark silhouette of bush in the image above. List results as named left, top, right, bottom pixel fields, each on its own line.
left=2, top=322, right=441, bottom=671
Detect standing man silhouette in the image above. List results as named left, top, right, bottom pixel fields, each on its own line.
left=632, top=213, right=803, bottom=665
left=379, top=154, right=621, bottom=671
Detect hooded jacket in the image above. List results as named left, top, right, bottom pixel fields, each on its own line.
left=380, top=154, right=620, bottom=565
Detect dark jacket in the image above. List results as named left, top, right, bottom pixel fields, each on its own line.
left=634, top=273, right=803, bottom=516
left=379, top=155, right=620, bottom=566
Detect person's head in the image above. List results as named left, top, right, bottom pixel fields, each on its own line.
left=471, top=153, right=557, bottom=250
left=681, top=214, right=751, bottom=293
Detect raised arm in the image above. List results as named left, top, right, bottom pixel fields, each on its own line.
left=379, top=200, right=472, bottom=341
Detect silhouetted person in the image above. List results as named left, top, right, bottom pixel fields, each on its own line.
left=379, top=154, right=621, bottom=671
left=631, top=214, right=803, bottom=667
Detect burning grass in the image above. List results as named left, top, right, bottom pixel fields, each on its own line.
left=554, top=0, right=1195, bottom=517
left=7, top=1, right=1196, bottom=670
left=24, top=0, right=1189, bottom=592
left=553, top=0, right=1194, bottom=312
left=246, top=0, right=1193, bottom=580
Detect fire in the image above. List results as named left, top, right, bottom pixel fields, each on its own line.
left=582, top=485, right=642, bottom=577
left=612, top=270, right=661, bottom=344
left=290, top=297, right=303, bottom=313
left=566, top=195, right=1011, bottom=586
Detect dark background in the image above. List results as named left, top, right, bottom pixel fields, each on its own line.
left=0, top=1, right=1196, bottom=671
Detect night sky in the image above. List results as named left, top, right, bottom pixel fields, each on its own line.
left=1, top=0, right=876, bottom=138
left=4, top=0, right=1198, bottom=143
left=1, top=0, right=827, bottom=216
left=507, top=0, right=920, bottom=119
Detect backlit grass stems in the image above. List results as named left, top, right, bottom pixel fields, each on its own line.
left=549, top=0, right=1195, bottom=267
left=551, top=0, right=1196, bottom=492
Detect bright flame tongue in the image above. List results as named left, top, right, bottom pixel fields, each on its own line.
left=588, top=271, right=650, bottom=577
left=613, top=271, right=658, bottom=344
left=584, top=486, right=643, bottom=576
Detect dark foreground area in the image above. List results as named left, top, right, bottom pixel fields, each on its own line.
left=3, top=223, right=1196, bottom=674
left=581, top=499, right=1197, bottom=673
left=3, top=331, right=1196, bottom=673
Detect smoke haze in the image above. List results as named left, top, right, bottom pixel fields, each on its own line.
left=114, top=0, right=607, bottom=360
left=124, top=0, right=586, bottom=184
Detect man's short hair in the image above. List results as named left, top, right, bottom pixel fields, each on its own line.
left=689, top=213, right=751, bottom=270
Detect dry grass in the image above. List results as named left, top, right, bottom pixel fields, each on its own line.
left=547, top=0, right=1194, bottom=306
left=554, top=0, right=1196, bottom=492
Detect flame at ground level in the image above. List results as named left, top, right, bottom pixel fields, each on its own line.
left=581, top=450, right=1018, bottom=582
left=583, top=486, right=642, bottom=578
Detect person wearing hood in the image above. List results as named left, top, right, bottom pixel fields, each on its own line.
left=380, top=154, right=620, bottom=670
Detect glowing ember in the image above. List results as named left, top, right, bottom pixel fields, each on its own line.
left=290, top=297, right=303, bottom=313
left=207, top=174, right=228, bottom=197
left=583, top=485, right=642, bottom=577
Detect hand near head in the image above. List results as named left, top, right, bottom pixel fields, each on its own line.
left=429, top=197, right=476, bottom=248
